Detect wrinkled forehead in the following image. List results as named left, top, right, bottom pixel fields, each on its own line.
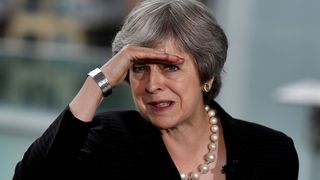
left=152, top=38, right=182, bottom=52
left=143, top=37, right=193, bottom=59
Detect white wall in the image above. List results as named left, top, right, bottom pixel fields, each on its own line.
left=212, top=0, right=320, bottom=179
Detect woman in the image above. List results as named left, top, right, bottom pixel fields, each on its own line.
left=13, top=0, right=299, bottom=180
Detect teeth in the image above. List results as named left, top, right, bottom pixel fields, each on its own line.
left=155, top=102, right=170, bottom=107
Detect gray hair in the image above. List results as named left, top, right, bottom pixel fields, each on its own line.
left=112, top=0, right=228, bottom=102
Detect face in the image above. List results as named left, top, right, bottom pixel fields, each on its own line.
left=129, top=39, right=206, bottom=130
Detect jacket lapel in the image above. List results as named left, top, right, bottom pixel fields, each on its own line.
left=133, top=100, right=256, bottom=180
left=133, top=115, right=181, bottom=180
left=211, top=101, right=254, bottom=180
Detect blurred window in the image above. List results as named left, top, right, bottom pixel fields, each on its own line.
left=22, top=33, right=37, bottom=54
left=25, top=0, right=39, bottom=12
left=54, top=34, right=68, bottom=43
left=23, top=33, right=37, bottom=43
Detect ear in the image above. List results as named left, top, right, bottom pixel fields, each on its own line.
left=202, top=77, right=215, bottom=92
left=206, top=77, right=214, bottom=89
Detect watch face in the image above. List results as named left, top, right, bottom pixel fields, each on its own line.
left=88, top=68, right=112, bottom=97
left=88, top=68, right=101, bottom=77
left=98, top=79, right=108, bottom=87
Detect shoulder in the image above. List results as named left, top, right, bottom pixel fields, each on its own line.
left=228, top=118, right=298, bottom=157
left=90, top=110, right=157, bottom=138
left=214, top=102, right=293, bottom=146
left=94, top=110, right=142, bottom=122
left=91, top=110, right=148, bottom=130
left=232, top=119, right=299, bottom=178
left=232, top=118, right=293, bottom=143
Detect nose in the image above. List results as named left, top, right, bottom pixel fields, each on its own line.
left=145, top=66, right=164, bottom=94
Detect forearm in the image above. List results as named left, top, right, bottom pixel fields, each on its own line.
left=69, top=77, right=104, bottom=122
left=69, top=45, right=182, bottom=123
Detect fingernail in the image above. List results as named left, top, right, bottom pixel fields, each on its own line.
left=176, top=58, right=184, bottom=64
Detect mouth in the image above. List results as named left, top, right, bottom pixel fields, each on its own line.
left=147, top=101, right=175, bottom=112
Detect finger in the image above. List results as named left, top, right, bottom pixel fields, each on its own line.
left=132, top=57, right=184, bottom=65
left=129, top=47, right=185, bottom=65
left=155, top=52, right=185, bottom=65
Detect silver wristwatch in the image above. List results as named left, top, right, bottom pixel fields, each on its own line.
left=87, top=68, right=112, bottom=97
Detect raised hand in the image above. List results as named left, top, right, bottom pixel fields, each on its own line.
left=101, top=44, right=184, bottom=87
left=70, top=44, right=184, bottom=122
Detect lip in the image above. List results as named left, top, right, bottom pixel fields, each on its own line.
left=146, top=100, right=175, bottom=113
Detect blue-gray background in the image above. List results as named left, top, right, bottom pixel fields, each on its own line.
left=1, top=0, right=319, bottom=179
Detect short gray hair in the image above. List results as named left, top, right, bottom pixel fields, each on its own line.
left=112, top=0, right=228, bottom=102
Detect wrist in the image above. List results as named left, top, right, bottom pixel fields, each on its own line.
left=69, top=78, right=104, bottom=122
left=87, top=68, right=112, bottom=97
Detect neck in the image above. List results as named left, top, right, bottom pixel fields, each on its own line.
left=161, top=108, right=212, bottom=171
left=161, top=106, right=209, bottom=148
left=161, top=105, right=224, bottom=180
left=161, top=121, right=210, bottom=150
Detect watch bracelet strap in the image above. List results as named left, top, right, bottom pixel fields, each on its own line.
left=87, top=68, right=112, bottom=97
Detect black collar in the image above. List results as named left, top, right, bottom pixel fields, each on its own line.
left=210, top=100, right=253, bottom=179
left=134, top=100, right=254, bottom=180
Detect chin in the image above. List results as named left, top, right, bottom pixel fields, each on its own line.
left=148, top=117, right=180, bottom=130
left=138, top=108, right=181, bottom=130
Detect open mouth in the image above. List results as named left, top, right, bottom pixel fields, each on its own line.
left=147, top=101, right=175, bottom=111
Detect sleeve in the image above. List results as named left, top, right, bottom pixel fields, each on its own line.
left=286, top=137, right=299, bottom=180
left=13, top=106, right=93, bottom=180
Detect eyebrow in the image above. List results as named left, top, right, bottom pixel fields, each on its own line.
left=131, top=59, right=180, bottom=65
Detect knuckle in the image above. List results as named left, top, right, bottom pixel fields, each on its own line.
left=123, top=44, right=134, bottom=51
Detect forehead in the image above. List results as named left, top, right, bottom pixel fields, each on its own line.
left=152, top=38, right=194, bottom=61
left=152, top=38, right=182, bottom=52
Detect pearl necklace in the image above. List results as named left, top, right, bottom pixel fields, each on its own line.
left=179, top=105, right=219, bottom=180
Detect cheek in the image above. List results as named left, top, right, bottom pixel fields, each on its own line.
left=172, top=73, right=201, bottom=92
left=170, top=81, right=187, bottom=95
left=129, top=75, right=142, bottom=94
left=129, top=79, right=145, bottom=106
left=170, top=76, right=202, bottom=103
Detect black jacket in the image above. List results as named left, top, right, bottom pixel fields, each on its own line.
left=13, top=101, right=299, bottom=180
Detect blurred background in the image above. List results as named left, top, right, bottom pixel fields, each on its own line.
left=0, top=0, right=319, bottom=179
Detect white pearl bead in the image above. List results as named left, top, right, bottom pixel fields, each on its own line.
left=178, top=107, right=219, bottom=180
left=205, top=153, right=216, bottom=163
left=211, top=125, right=219, bottom=133
left=209, top=117, right=218, bottom=124
left=199, top=164, right=210, bottom=174
left=191, top=171, right=200, bottom=180
left=208, top=142, right=217, bottom=150
left=205, top=105, right=210, bottom=112
left=208, top=109, right=216, bottom=117
left=210, top=134, right=218, bottom=142
left=180, top=173, right=187, bottom=180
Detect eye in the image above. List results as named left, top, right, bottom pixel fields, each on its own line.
left=132, top=65, right=148, bottom=73
left=164, top=64, right=179, bottom=72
